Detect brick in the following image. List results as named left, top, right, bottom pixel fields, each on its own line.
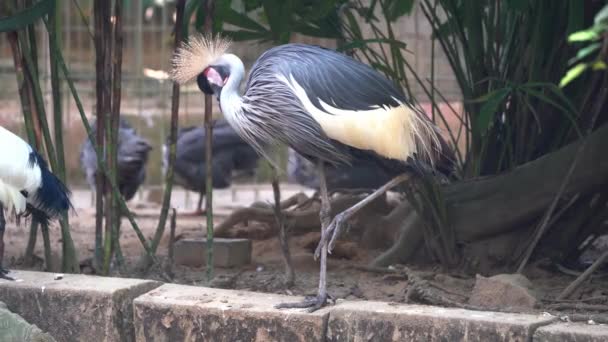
left=327, top=300, right=556, bottom=342
left=173, top=238, right=251, bottom=268
left=0, top=270, right=161, bottom=342
left=133, top=284, right=328, bottom=342
left=534, top=322, right=608, bottom=342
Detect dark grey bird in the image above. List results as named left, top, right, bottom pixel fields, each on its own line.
left=287, top=148, right=396, bottom=190
left=162, top=119, right=259, bottom=215
left=80, top=118, right=152, bottom=202
left=171, top=35, right=455, bottom=311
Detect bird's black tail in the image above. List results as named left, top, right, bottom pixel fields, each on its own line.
left=28, top=151, right=73, bottom=222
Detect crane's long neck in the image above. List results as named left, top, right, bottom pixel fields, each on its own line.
left=218, top=55, right=246, bottom=125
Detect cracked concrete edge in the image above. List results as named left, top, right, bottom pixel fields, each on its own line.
left=2, top=271, right=606, bottom=341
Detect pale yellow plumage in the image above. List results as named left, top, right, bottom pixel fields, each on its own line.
left=280, top=74, right=440, bottom=164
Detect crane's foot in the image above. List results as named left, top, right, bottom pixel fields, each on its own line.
left=275, top=292, right=334, bottom=313
left=0, top=266, right=15, bottom=281
left=314, top=212, right=350, bottom=260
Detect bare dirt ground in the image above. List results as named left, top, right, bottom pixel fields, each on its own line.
left=3, top=185, right=608, bottom=320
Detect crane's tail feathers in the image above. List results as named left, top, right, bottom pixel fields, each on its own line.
left=0, top=180, right=27, bottom=215
left=170, top=33, right=231, bottom=85
left=28, top=151, right=73, bottom=220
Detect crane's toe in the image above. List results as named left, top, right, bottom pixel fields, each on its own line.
left=274, top=292, right=333, bottom=312
left=314, top=212, right=349, bottom=259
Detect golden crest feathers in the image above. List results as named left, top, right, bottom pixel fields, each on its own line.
left=170, top=33, right=232, bottom=85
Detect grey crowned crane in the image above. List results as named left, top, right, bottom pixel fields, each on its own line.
left=161, top=119, right=259, bottom=215
left=0, top=126, right=72, bottom=280
left=171, top=35, right=455, bottom=311
left=80, top=118, right=152, bottom=202
left=287, top=148, right=396, bottom=191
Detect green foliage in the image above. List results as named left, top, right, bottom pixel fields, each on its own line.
left=560, top=3, right=608, bottom=87
left=420, top=0, right=597, bottom=176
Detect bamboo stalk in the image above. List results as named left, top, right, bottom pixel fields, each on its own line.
left=45, top=19, right=157, bottom=261
left=149, top=0, right=185, bottom=256
left=49, top=0, right=79, bottom=273
left=110, top=0, right=124, bottom=269
left=203, top=0, right=215, bottom=283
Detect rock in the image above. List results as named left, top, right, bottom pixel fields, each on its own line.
left=0, top=270, right=161, bottom=342
left=133, top=284, right=329, bottom=342
left=173, top=238, right=252, bottom=268
left=468, top=273, right=538, bottom=311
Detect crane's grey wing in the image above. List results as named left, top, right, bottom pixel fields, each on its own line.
left=247, top=44, right=405, bottom=112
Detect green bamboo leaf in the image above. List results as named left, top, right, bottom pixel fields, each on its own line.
left=568, top=42, right=601, bottom=65
left=559, top=63, right=588, bottom=87
left=567, top=29, right=599, bottom=42
left=476, top=88, right=510, bottom=135
left=594, top=4, right=608, bottom=25
left=0, top=0, right=52, bottom=32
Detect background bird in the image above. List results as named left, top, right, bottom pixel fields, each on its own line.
left=287, top=147, right=397, bottom=191
left=80, top=117, right=152, bottom=202
left=171, top=35, right=455, bottom=311
left=0, top=126, right=72, bottom=280
left=162, top=118, right=259, bottom=215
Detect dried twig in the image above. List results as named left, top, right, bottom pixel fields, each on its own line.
left=558, top=249, right=608, bottom=300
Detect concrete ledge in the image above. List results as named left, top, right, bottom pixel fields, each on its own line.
left=133, top=284, right=328, bottom=342
left=0, top=270, right=161, bottom=342
left=534, top=322, right=608, bottom=341
left=327, top=301, right=557, bottom=341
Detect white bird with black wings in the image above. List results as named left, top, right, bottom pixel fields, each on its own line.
left=0, top=126, right=72, bottom=280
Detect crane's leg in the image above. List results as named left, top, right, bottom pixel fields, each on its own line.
left=0, top=204, right=14, bottom=280
left=271, top=168, right=295, bottom=287
left=276, top=160, right=331, bottom=312
left=314, top=173, right=410, bottom=259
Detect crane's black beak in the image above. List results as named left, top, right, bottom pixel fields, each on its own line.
left=197, top=66, right=229, bottom=96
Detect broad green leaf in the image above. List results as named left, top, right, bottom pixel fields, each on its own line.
left=182, top=0, right=200, bottom=37
left=559, top=63, right=588, bottom=87
left=0, top=0, right=52, bottom=32
left=476, top=88, right=510, bottom=136
left=567, top=29, right=599, bottom=42
left=385, top=0, right=415, bottom=22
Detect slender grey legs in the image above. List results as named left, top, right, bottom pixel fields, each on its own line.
left=0, top=204, right=14, bottom=281
left=276, top=160, right=331, bottom=312
left=314, top=173, right=410, bottom=259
